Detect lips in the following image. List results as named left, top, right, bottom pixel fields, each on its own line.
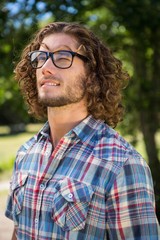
left=40, top=79, right=60, bottom=87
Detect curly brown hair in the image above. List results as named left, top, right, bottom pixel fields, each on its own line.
left=15, top=22, right=129, bottom=127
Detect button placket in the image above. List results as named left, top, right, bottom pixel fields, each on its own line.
left=45, top=151, right=50, bottom=156
left=35, top=218, right=38, bottom=224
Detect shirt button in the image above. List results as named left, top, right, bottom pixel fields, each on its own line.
left=46, top=151, right=50, bottom=156
left=35, top=218, right=38, bottom=223
left=40, top=184, right=45, bottom=189
left=68, top=193, right=73, bottom=199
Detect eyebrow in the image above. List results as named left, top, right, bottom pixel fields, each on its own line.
left=40, top=43, right=73, bottom=52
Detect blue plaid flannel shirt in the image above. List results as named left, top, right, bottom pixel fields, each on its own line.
left=5, top=115, right=160, bottom=239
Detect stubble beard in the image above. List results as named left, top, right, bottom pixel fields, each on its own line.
left=38, top=74, right=87, bottom=108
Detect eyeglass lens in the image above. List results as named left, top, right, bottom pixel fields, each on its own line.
left=30, top=51, right=73, bottom=69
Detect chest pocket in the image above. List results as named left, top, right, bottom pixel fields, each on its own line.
left=11, top=172, right=28, bottom=224
left=52, top=178, right=94, bottom=231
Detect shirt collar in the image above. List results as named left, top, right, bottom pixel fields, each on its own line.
left=72, top=115, right=105, bottom=144
left=36, top=115, right=105, bottom=143
left=37, top=121, right=50, bottom=141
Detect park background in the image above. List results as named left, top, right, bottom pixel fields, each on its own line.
left=0, top=0, right=160, bottom=236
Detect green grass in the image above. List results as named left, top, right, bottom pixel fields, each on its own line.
left=0, top=124, right=43, bottom=179
left=0, top=133, right=32, bottom=180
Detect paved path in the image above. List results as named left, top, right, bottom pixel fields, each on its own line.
left=0, top=181, right=10, bottom=191
left=0, top=180, right=14, bottom=240
left=0, top=211, right=13, bottom=240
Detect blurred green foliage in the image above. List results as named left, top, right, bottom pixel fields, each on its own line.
left=0, top=0, right=159, bottom=221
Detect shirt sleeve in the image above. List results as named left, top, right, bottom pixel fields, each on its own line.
left=5, top=171, right=15, bottom=220
left=5, top=136, right=36, bottom=221
left=106, top=156, right=160, bottom=240
left=5, top=143, right=27, bottom=221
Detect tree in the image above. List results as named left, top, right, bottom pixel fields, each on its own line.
left=0, top=0, right=40, bottom=126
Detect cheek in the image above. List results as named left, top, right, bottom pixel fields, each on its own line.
left=36, top=69, right=39, bottom=77
left=36, top=69, right=42, bottom=80
left=71, top=65, right=86, bottom=78
left=35, top=70, right=42, bottom=89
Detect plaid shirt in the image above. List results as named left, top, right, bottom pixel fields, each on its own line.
left=5, top=115, right=160, bottom=239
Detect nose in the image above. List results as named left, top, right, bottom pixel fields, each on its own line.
left=41, top=57, right=56, bottom=75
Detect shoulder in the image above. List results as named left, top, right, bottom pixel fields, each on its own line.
left=93, top=122, right=148, bottom=169
left=94, top=123, right=133, bottom=157
left=17, top=135, right=37, bottom=153
left=14, top=134, right=37, bottom=165
left=15, top=122, right=49, bottom=164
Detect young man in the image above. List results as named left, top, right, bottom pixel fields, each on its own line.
left=5, top=22, right=160, bottom=239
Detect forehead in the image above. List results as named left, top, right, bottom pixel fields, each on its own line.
left=40, top=33, right=79, bottom=51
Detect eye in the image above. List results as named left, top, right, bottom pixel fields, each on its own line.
left=30, top=52, right=46, bottom=63
left=36, top=52, right=46, bottom=62
left=54, top=51, right=72, bottom=62
left=30, top=51, right=47, bottom=68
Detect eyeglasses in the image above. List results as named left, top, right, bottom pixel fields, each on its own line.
left=28, top=50, right=88, bottom=69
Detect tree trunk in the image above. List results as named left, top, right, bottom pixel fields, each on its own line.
left=139, top=111, right=159, bottom=167
left=139, top=110, right=160, bottom=222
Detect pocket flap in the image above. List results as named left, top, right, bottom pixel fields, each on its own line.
left=59, top=178, right=94, bottom=202
left=11, top=172, right=28, bottom=191
left=52, top=178, right=94, bottom=231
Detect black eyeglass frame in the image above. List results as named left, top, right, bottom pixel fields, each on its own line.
left=28, top=50, right=88, bottom=69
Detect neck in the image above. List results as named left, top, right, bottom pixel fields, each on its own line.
left=48, top=102, right=88, bottom=148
